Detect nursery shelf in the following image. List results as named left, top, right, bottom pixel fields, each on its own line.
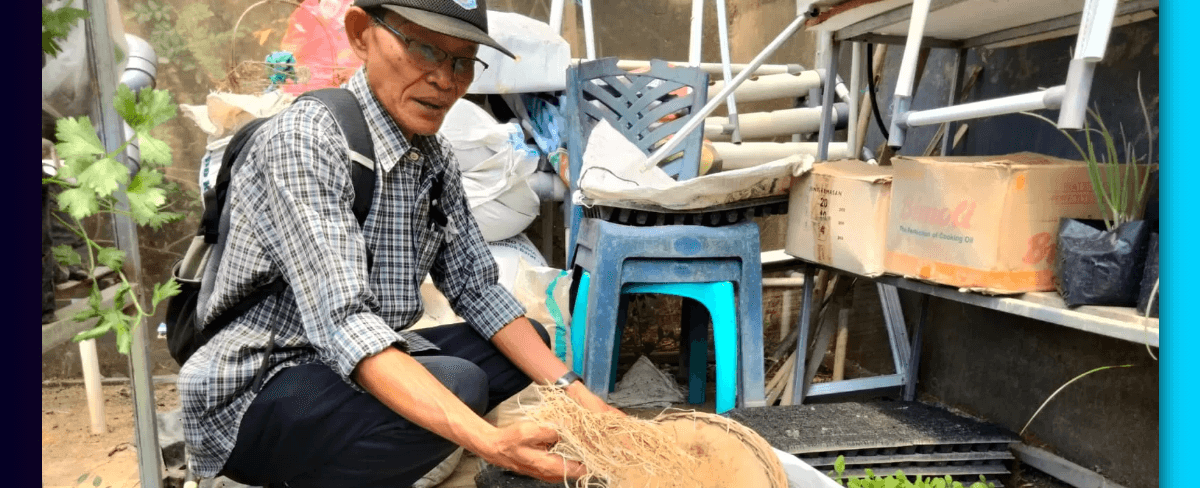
left=762, top=252, right=1159, bottom=348
left=873, top=275, right=1159, bottom=348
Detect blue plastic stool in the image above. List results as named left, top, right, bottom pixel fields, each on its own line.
left=571, top=275, right=739, bottom=413
left=569, top=218, right=767, bottom=412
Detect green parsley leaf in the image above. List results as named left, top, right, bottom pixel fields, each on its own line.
left=76, top=157, right=129, bottom=198
left=138, top=88, right=177, bottom=130
left=97, top=247, right=126, bottom=272
left=152, top=279, right=182, bottom=308
left=42, top=6, right=89, bottom=57
left=114, top=84, right=141, bottom=128
left=115, top=325, right=132, bottom=355
left=56, top=117, right=106, bottom=161
left=137, top=133, right=172, bottom=166
left=53, top=245, right=82, bottom=267
left=58, top=187, right=99, bottom=221
left=71, top=307, right=101, bottom=322
left=73, top=322, right=113, bottom=342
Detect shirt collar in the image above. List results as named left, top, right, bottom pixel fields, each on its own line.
left=346, top=68, right=449, bottom=175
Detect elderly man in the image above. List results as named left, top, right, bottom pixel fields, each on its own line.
left=177, top=1, right=618, bottom=486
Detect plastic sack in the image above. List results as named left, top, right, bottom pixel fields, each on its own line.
left=467, top=11, right=571, bottom=94
left=1054, top=218, right=1150, bottom=308
left=523, top=94, right=566, bottom=155
left=443, top=99, right=541, bottom=242
left=512, top=259, right=573, bottom=360
left=278, top=0, right=362, bottom=95
left=487, top=233, right=547, bottom=292
left=42, top=0, right=130, bottom=119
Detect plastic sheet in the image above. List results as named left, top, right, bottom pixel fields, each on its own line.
left=1136, top=232, right=1159, bottom=317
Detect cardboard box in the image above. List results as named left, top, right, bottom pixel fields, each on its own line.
left=786, top=160, right=893, bottom=277
left=885, top=152, right=1119, bottom=294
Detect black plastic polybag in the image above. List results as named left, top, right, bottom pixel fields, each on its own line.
left=1054, top=218, right=1150, bottom=307
left=1136, top=232, right=1159, bottom=317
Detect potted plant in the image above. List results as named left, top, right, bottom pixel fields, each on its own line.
left=1026, top=79, right=1157, bottom=308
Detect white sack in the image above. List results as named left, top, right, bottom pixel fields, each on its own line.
left=577, top=119, right=815, bottom=211
left=468, top=11, right=571, bottom=94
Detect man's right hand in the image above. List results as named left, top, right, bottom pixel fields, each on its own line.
left=479, top=421, right=586, bottom=483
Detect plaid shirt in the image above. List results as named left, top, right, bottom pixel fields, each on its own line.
left=178, top=69, right=526, bottom=478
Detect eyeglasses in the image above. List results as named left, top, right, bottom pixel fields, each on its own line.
left=370, top=13, right=488, bottom=82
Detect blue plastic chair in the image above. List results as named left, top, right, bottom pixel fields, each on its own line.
left=562, top=58, right=767, bottom=413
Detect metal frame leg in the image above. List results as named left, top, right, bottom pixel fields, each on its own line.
left=941, top=48, right=968, bottom=156
left=903, top=295, right=930, bottom=401
left=789, top=265, right=816, bottom=405
left=817, top=36, right=842, bottom=162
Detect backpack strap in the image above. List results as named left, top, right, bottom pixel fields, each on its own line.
left=301, top=88, right=377, bottom=229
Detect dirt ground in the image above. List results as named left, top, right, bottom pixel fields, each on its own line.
left=42, top=382, right=181, bottom=488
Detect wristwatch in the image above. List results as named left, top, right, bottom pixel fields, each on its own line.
left=551, top=370, right=584, bottom=389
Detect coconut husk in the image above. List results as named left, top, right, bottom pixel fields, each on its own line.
left=523, top=387, right=788, bottom=488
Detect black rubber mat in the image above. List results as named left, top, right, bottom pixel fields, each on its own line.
left=474, top=464, right=563, bottom=488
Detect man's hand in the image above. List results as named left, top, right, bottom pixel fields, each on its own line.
left=480, top=421, right=587, bottom=483
left=565, top=381, right=624, bottom=416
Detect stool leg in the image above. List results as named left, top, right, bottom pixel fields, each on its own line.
left=681, top=297, right=710, bottom=405
left=709, top=282, right=738, bottom=414
left=610, top=295, right=631, bottom=393
left=583, top=270, right=621, bottom=402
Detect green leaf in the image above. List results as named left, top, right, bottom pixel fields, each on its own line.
left=884, top=478, right=899, bottom=488
left=138, top=89, right=178, bottom=130
left=58, top=187, right=99, bottom=221
left=97, top=247, right=126, bottom=271
left=73, top=322, right=113, bottom=342
left=152, top=279, right=182, bottom=308
left=76, top=473, right=90, bottom=484
left=53, top=245, right=82, bottom=267
left=126, top=169, right=169, bottom=225
left=56, top=117, right=107, bottom=161
left=71, top=307, right=101, bottom=322
left=835, top=455, right=846, bottom=476
left=77, top=157, right=129, bottom=198
left=42, top=6, right=89, bottom=57
left=114, top=84, right=141, bottom=128
left=115, top=326, right=132, bottom=355
left=145, top=210, right=185, bottom=230
left=112, top=281, right=133, bottom=312
left=137, top=133, right=172, bottom=167
left=92, top=475, right=102, bottom=487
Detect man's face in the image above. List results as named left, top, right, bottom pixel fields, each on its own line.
left=358, top=11, right=478, bottom=140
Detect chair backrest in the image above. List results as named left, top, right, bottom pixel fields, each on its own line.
left=563, top=58, right=710, bottom=267
left=564, top=57, right=710, bottom=187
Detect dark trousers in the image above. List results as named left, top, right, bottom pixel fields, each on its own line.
left=221, top=321, right=549, bottom=488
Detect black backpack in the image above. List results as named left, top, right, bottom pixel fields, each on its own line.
left=164, top=88, right=377, bottom=372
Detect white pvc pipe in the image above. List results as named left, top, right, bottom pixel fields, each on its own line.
left=894, top=0, right=932, bottom=98
left=79, top=338, right=106, bottom=435
left=642, top=14, right=812, bottom=172
left=613, top=60, right=803, bottom=77
left=706, top=105, right=840, bottom=140
left=549, top=0, right=565, bottom=35
left=714, top=142, right=851, bottom=170
left=715, top=0, right=741, bottom=143
left=904, top=86, right=1066, bottom=127
left=581, top=0, right=596, bottom=60
left=1076, top=0, right=1120, bottom=61
left=708, top=72, right=824, bottom=103
left=690, top=0, right=704, bottom=66
left=848, top=42, right=863, bottom=160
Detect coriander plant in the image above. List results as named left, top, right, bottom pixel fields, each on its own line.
left=45, top=83, right=185, bottom=354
